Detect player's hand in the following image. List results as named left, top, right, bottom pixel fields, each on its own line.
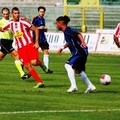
left=32, top=16, right=36, bottom=20
left=57, top=48, right=63, bottom=55
left=38, top=26, right=45, bottom=30
left=44, top=28, right=48, bottom=32
left=81, top=42, right=87, bottom=48
left=34, top=43, right=39, bottom=49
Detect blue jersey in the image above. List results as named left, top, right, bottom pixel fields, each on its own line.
left=64, top=27, right=88, bottom=56
left=32, top=16, right=47, bottom=43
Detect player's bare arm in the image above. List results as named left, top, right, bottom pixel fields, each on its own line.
left=57, top=42, right=68, bottom=55
left=78, top=33, right=87, bottom=48
left=38, top=26, right=48, bottom=32
left=30, top=25, right=39, bottom=49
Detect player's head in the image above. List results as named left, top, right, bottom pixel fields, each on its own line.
left=56, top=15, right=70, bottom=31
left=38, top=6, right=46, bottom=17
left=1, top=7, right=10, bottom=20
left=11, top=7, right=20, bottom=21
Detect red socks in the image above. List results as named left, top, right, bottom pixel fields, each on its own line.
left=29, top=68, right=43, bottom=83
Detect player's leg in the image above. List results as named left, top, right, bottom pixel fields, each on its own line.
left=40, top=41, right=53, bottom=73
left=1, top=39, right=30, bottom=79
left=79, top=71, right=96, bottom=93
left=64, top=56, right=78, bottom=92
left=65, top=63, right=78, bottom=92
left=0, top=51, right=6, bottom=60
left=43, top=49, right=49, bottom=69
left=0, top=40, right=7, bottom=60
left=18, top=46, right=44, bottom=88
left=10, top=50, right=30, bottom=79
left=74, top=55, right=96, bottom=93
left=29, top=49, right=48, bottom=73
left=24, top=63, right=44, bottom=88
left=30, top=57, right=47, bottom=72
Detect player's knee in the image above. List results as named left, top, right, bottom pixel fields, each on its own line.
left=24, top=64, right=31, bottom=71
left=75, top=70, right=81, bottom=74
left=65, top=63, right=71, bottom=70
left=43, top=49, right=49, bottom=54
left=31, top=60, right=38, bottom=66
left=0, top=57, right=3, bottom=61
left=11, top=54, right=19, bottom=60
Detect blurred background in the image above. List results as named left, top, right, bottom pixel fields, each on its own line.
left=0, top=0, right=119, bottom=32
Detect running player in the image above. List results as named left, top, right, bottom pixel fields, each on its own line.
left=0, top=7, right=48, bottom=88
left=56, top=15, right=96, bottom=93
left=0, top=7, right=30, bottom=79
left=32, top=6, right=53, bottom=74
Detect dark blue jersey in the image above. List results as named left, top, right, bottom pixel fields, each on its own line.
left=32, top=16, right=47, bottom=43
left=64, top=27, right=88, bottom=56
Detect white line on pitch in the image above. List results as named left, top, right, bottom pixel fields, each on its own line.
left=0, top=109, right=120, bottom=115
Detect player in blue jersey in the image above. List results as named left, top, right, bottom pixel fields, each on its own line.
left=32, top=6, right=53, bottom=74
left=56, top=15, right=96, bottom=93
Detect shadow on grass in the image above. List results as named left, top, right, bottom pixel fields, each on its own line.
left=93, top=90, right=119, bottom=94
left=46, top=84, right=68, bottom=88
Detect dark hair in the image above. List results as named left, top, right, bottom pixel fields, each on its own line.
left=38, top=6, right=46, bottom=12
left=56, top=15, right=70, bottom=25
left=12, top=7, right=19, bottom=13
left=1, top=7, right=10, bottom=14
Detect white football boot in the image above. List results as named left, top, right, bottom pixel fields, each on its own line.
left=67, top=86, right=78, bottom=93
left=84, top=85, right=96, bottom=93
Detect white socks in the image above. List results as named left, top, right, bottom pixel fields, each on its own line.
left=43, top=54, right=49, bottom=69
left=79, top=71, right=93, bottom=87
left=64, top=63, right=94, bottom=89
left=65, top=64, right=77, bottom=88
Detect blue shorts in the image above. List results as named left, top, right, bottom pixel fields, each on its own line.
left=39, top=41, right=49, bottom=50
left=66, top=54, right=87, bottom=71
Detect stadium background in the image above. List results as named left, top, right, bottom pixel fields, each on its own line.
left=0, top=1, right=120, bottom=119
left=0, top=0, right=120, bottom=32
left=0, top=0, right=120, bottom=54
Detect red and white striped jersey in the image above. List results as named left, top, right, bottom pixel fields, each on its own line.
left=2, top=18, right=33, bottom=48
left=114, top=23, right=120, bottom=37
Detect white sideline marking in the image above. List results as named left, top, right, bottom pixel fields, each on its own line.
left=0, top=109, right=120, bottom=115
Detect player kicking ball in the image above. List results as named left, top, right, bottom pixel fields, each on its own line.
left=56, top=15, right=96, bottom=93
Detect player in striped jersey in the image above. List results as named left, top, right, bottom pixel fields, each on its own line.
left=114, top=23, right=120, bottom=48
left=0, top=7, right=30, bottom=79
left=56, top=15, right=96, bottom=93
left=0, top=7, right=48, bottom=88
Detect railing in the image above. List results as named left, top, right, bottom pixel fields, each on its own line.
left=64, top=0, right=104, bottom=32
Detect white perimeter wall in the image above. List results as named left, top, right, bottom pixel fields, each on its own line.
left=45, top=30, right=120, bottom=55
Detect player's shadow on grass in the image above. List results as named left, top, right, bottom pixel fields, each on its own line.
left=46, top=84, right=68, bottom=88
left=93, top=90, right=119, bottom=94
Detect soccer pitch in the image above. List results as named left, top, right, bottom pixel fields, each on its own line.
left=0, top=53, right=120, bottom=120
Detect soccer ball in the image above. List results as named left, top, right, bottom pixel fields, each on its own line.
left=100, top=74, right=111, bottom=85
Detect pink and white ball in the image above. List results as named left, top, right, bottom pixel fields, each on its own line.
left=100, top=74, right=111, bottom=85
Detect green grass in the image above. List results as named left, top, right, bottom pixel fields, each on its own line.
left=0, top=53, right=120, bottom=120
